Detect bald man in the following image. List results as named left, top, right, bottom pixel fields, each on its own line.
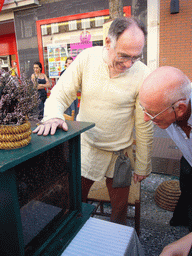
left=139, top=66, right=192, bottom=231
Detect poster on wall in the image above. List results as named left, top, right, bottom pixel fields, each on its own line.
left=47, top=44, right=68, bottom=78
left=69, top=31, right=92, bottom=59
left=48, top=31, right=93, bottom=78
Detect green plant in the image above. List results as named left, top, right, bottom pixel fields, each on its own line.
left=0, top=69, right=40, bottom=125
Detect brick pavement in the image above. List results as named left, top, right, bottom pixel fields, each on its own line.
left=152, top=126, right=182, bottom=177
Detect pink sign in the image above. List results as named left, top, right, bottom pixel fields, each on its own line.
left=70, top=31, right=92, bottom=58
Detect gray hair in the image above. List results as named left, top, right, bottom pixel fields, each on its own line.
left=165, top=77, right=191, bottom=107
left=108, top=17, right=147, bottom=48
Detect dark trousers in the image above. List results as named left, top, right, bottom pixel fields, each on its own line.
left=172, top=156, right=192, bottom=230
left=38, top=89, right=47, bottom=120
left=64, top=98, right=78, bottom=120
left=82, top=176, right=130, bottom=225
left=38, top=99, right=45, bottom=120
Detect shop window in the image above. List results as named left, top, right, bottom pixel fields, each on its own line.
left=36, top=7, right=131, bottom=92
left=0, top=56, right=10, bottom=71
left=95, top=16, right=104, bottom=27
left=68, top=20, right=77, bottom=31
left=0, top=55, right=18, bottom=75
left=51, top=23, right=59, bottom=34
left=40, top=16, right=110, bottom=79
left=41, top=25, right=47, bottom=36
left=81, top=18, right=90, bottom=29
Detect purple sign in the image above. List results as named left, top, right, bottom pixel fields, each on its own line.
left=70, top=31, right=92, bottom=58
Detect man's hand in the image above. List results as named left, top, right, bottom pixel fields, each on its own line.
left=133, top=173, right=148, bottom=183
left=160, top=232, right=192, bottom=256
left=33, top=118, right=68, bottom=136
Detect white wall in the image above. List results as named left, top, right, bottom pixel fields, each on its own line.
left=147, top=0, right=160, bottom=71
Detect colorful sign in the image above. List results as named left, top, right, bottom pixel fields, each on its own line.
left=48, top=31, right=92, bottom=78
left=47, top=44, right=68, bottom=78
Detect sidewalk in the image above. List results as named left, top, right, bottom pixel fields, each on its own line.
left=152, top=126, right=181, bottom=177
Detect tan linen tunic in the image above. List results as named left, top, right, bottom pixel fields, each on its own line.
left=43, top=46, right=153, bottom=181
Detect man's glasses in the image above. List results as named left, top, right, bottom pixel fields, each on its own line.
left=139, top=99, right=186, bottom=121
left=114, top=51, right=142, bottom=63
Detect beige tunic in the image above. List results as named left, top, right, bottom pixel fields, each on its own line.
left=43, top=46, right=153, bottom=180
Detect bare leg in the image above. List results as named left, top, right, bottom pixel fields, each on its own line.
left=81, top=176, right=94, bottom=203
left=106, top=177, right=130, bottom=225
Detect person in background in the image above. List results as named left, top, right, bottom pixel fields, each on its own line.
left=60, top=57, right=78, bottom=119
left=60, top=57, right=73, bottom=76
left=139, top=66, right=192, bottom=231
left=33, top=17, right=153, bottom=225
left=31, top=61, right=50, bottom=120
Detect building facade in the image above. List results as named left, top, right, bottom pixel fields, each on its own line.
left=159, top=0, right=192, bottom=80
left=0, top=0, right=147, bottom=81
left=0, top=0, right=191, bottom=81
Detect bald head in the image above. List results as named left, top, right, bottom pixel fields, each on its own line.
left=140, top=66, right=191, bottom=107
left=139, top=66, right=191, bottom=129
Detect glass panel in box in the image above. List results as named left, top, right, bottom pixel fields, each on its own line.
left=15, top=142, right=70, bottom=248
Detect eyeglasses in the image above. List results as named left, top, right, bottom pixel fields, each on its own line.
left=139, top=99, right=186, bottom=121
left=114, top=51, right=142, bottom=63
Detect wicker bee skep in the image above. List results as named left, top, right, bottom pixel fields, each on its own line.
left=0, top=121, right=32, bottom=149
left=154, top=180, right=181, bottom=212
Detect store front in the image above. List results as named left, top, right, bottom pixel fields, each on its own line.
left=0, top=0, right=40, bottom=75
left=13, top=0, right=148, bottom=80
left=0, top=33, right=19, bottom=75
left=0, top=0, right=153, bottom=79
left=36, top=7, right=131, bottom=95
left=37, top=7, right=130, bottom=76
